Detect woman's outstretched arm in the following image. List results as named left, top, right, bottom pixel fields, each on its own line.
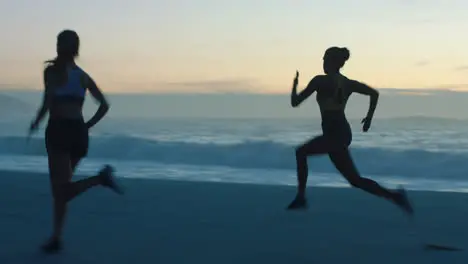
left=291, top=71, right=319, bottom=107
left=30, top=67, right=53, bottom=132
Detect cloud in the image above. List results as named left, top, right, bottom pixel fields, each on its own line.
left=378, top=85, right=468, bottom=95
left=379, top=88, right=437, bottom=96
left=425, top=84, right=468, bottom=91
left=415, top=60, right=430, bottom=67
left=97, top=78, right=268, bottom=94
left=454, top=65, right=468, bottom=71
left=163, top=79, right=266, bottom=94
left=400, top=18, right=438, bottom=26
left=394, top=91, right=433, bottom=96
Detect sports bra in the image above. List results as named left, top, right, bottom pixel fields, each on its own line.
left=318, top=73, right=348, bottom=111
left=52, top=66, right=86, bottom=104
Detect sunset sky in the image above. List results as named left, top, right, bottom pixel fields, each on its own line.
left=0, top=0, right=467, bottom=93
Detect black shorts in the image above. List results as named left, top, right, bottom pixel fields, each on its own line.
left=321, top=121, right=352, bottom=147
left=45, top=118, right=89, bottom=158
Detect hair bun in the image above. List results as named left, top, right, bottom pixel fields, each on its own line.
left=339, top=47, right=350, bottom=61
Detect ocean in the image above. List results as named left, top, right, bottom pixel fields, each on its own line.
left=1, top=117, right=468, bottom=193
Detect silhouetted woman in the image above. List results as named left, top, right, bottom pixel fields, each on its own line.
left=29, top=29, right=123, bottom=253
left=287, top=47, right=413, bottom=215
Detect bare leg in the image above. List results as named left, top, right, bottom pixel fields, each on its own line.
left=43, top=154, right=113, bottom=253
left=287, top=136, right=331, bottom=210
left=47, top=152, right=72, bottom=242
left=50, top=158, right=116, bottom=237
left=328, top=149, right=395, bottom=199
left=329, top=149, right=413, bottom=215
left=295, top=136, right=331, bottom=197
left=67, top=157, right=122, bottom=201
left=64, top=156, right=102, bottom=202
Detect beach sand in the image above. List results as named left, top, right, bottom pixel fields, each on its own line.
left=1, top=170, right=467, bottom=264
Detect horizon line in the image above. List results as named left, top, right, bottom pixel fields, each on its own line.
left=1, top=87, right=468, bottom=95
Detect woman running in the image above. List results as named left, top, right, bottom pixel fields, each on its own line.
left=287, top=46, right=413, bottom=215
left=29, top=29, right=123, bottom=253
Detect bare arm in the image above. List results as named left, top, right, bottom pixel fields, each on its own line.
left=350, top=80, right=379, bottom=119
left=85, top=74, right=110, bottom=129
left=291, top=73, right=319, bottom=107
left=30, top=68, right=53, bottom=131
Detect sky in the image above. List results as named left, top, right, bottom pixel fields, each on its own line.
left=0, top=0, right=467, bottom=93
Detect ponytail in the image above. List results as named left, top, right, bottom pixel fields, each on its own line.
left=45, top=29, right=80, bottom=85
left=45, top=56, right=67, bottom=85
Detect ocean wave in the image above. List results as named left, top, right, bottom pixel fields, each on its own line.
left=1, top=135, right=466, bottom=180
